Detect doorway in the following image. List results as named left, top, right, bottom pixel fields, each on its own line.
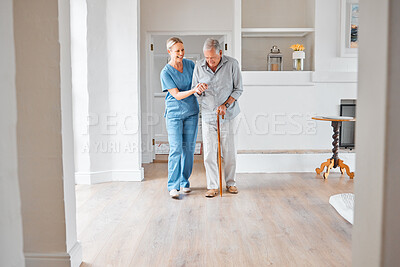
left=143, top=33, right=231, bottom=163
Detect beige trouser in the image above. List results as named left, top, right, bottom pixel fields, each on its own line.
left=202, top=116, right=238, bottom=190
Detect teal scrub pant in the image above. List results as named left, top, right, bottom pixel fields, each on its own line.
left=165, top=114, right=198, bottom=191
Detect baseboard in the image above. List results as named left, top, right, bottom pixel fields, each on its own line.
left=237, top=152, right=356, bottom=173
left=69, top=241, right=82, bottom=267
left=25, top=241, right=82, bottom=267
left=25, top=255, right=71, bottom=267
left=142, top=152, right=154, bottom=164
left=112, top=169, right=144, bottom=182
left=75, top=171, right=110, bottom=184
left=75, top=168, right=144, bottom=184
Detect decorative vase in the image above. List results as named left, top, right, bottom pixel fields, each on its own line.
left=292, top=51, right=305, bottom=71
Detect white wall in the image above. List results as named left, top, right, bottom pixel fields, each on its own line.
left=140, top=0, right=233, bottom=32
left=86, top=0, right=112, bottom=173
left=383, top=1, right=400, bottom=262
left=72, top=0, right=143, bottom=183
left=237, top=81, right=357, bottom=151
left=241, top=0, right=315, bottom=70
left=141, top=0, right=357, bottom=158
left=71, top=0, right=91, bottom=176
left=15, top=0, right=66, bottom=255
left=315, top=0, right=357, bottom=72
left=382, top=0, right=400, bottom=266
left=0, top=0, right=25, bottom=266
left=353, top=0, right=400, bottom=265
left=13, top=0, right=81, bottom=265
left=107, top=0, right=142, bottom=174
left=59, top=0, right=82, bottom=264
left=238, top=0, right=359, bottom=172
left=151, top=35, right=224, bottom=55
left=242, top=35, right=315, bottom=71
left=238, top=0, right=358, bottom=153
left=242, top=0, right=314, bottom=28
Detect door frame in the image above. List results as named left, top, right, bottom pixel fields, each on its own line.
left=144, top=31, right=232, bottom=163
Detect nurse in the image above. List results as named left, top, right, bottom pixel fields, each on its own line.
left=160, top=37, right=207, bottom=199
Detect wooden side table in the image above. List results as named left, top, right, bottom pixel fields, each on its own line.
left=312, top=116, right=355, bottom=179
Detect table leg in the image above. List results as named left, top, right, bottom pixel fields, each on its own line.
left=338, top=159, right=355, bottom=179
left=322, top=159, right=334, bottom=179
left=331, top=121, right=340, bottom=168
left=316, top=158, right=331, bottom=175
left=321, top=122, right=340, bottom=179
left=315, top=121, right=355, bottom=179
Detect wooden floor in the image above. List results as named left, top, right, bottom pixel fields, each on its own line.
left=76, top=161, right=354, bottom=267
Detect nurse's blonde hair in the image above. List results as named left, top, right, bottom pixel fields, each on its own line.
left=166, top=37, right=183, bottom=51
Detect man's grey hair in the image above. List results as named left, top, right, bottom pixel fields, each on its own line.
left=203, top=38, right=222, bottom=52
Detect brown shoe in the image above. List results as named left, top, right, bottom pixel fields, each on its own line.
left=205, top=189, right=218, bottom=198
left=226, top=186, right=238, bottom=194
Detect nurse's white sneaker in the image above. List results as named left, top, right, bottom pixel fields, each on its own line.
left=169, top=189, right=179, bottom=199
left=182, top=187, right=191, bottom=193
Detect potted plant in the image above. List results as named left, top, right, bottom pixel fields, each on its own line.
left=290, top=44, right=305, bottom=71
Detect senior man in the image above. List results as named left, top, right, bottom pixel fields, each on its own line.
left=192, top=38, right=243, bottom=198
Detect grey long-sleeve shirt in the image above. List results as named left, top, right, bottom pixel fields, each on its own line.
left=192, top=55, right=243, bottom=123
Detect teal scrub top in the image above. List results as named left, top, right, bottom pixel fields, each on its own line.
left=160, top=58, right=199, bottom=118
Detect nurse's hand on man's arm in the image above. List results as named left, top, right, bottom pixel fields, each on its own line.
left=194, top=83, right=208, bottom=95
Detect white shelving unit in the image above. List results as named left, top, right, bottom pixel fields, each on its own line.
left=242, top=28, right=315, bottom=38
left=240, top=0, right=315, bottom=72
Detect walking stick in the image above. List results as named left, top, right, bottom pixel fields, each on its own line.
left=217, top=112, right=224, bottom=197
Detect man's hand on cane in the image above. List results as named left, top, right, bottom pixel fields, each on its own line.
left=217, top=104, right=227, bottom=118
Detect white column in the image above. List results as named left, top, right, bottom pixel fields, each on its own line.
left=233, top=0, right=241, bottom=65
left=107, top=0, right=143, bottom=181
left=71, top=0, right=91, bottom=184
left=0, top=0, right=25, bottom=266
left=73, top=0, right=143, bottom=184
left=13, top=0, right=81, bottom=266
left=86, top=0, right=113, bottom=181
left=353, top=0, right=400, bottom=265
left=59, top=0, right=83, bottom=265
